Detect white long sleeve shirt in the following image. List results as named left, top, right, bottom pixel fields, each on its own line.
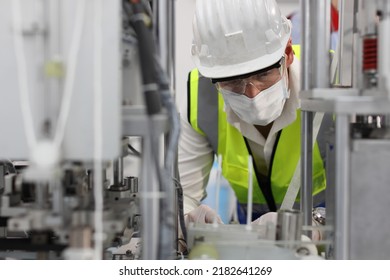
left=178, top=58, right=301, bottom=214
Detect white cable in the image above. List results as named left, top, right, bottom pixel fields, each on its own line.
left=93, top=0, right=104, bottom=260
left=11, top=0, right=37, bottom=150
left=213, top=154, right=222, bottom=226
left=54, top=0, right=86, bottom=149
left=246, top=155, right=253, bottom=230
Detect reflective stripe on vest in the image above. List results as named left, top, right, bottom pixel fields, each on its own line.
left=187, top=47, right=326, bottom=213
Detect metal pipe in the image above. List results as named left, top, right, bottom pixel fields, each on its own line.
left=337, top=0, right=345, bottom=86
left=300, top=111, right=313, bottom=236
left=301, top=0, right=331, bottom=90
left=140, top=136, right=160, bottom=259
left=51, top=179, right=63, bottom=215
left=154, top=0, right=175, bottom=94
left=300, top=0, right=313, bottom=232
left=300, top=0, right=331, bottom=231
left=35, top=183, right=48, bottom=209
left=113, top=159, right=120, bottom=186
left=377, top=0, right=390, bottom=128
left=154, top=0, right=178, bottom=256
left=301, top=0, right=311, bottom=91
left=378, top=0, right=390, bottom=97
left=352, top=0, right=362, bottom=90
left=119, top=157, right=123, bottom=184
left=334, top=114, right=350, bottom=259
left=315, top=0, right=331, bottom=88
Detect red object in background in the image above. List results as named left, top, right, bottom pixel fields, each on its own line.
left=331, top=3, right=339, bottom=32
left=363, top=37, right=378, bottom=71
left=287, top=3, right=339, bottom=33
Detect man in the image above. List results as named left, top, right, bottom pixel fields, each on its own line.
left=178, top=0, right=328, bottom=227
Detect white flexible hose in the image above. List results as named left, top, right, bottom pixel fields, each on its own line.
left=11, top=0, right=37, bottom=151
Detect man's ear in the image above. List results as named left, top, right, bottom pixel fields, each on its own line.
left=285, top=38, right=294, bottom=67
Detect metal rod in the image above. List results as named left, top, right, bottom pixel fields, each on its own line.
left=155, top=0, right=177, bottom=256
left=119, top=156, right=123, bottom=184
left=155, top=0, right=175, bottom=92
left=113, top=159, right=120, bottom=186
left=51, top=179, right=63, bottom=215
left=378, top=0, right=390, bottom=97
left=301, top=0, right=311, bottom=91
left=337, top=0, right=345, bottom=86
left=334, top=114, right=350, bottom=259
left=301, top=0, right=330, bottom=87
left=300, top=0, right=331, bottom=232
left=301, top=111, right=313, bottom=236
left=300, top=0, right=313, bottom=231
left=36, top=183, right=48, bottom=209
left=301, top=0, right=331, bottom=89
left=316, top=0, right=331, bottom=88
left=352, top=0, right=362, bottom=90
left=140, top=136, right=159, bottom=260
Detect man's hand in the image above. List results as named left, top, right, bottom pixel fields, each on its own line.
left=185, top=205, right=223, bottom=226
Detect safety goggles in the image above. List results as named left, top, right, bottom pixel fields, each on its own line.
left=213, top=56, right=285, bottom=94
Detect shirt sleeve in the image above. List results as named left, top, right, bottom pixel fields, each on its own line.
left=178, top=115, right=214, bottom=214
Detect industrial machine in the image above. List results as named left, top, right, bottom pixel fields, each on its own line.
left=0, top=0, right=179, bottom=260
left=0, top=0, right=389, bottom=260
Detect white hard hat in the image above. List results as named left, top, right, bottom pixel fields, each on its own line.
left=191, top=0, right=292, bottom=79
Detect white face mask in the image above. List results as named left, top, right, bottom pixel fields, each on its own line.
left=220, top=74, right=290, bottom=126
